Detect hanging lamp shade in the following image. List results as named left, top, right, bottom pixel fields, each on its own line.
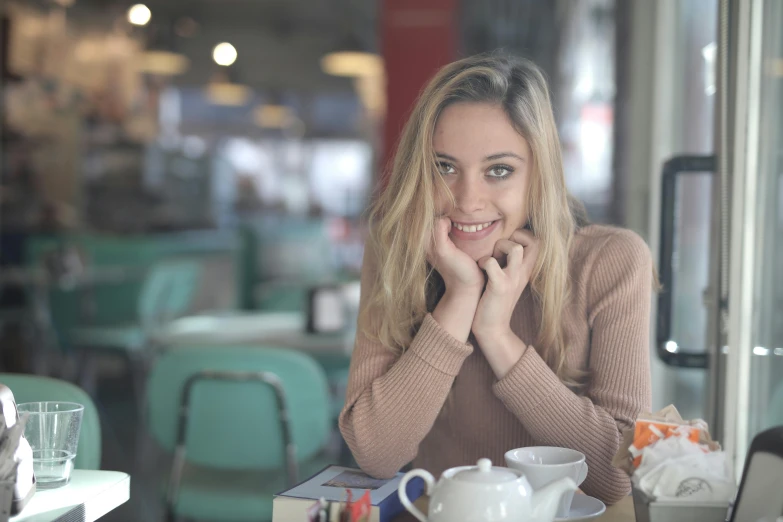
left=252, top=89, right=304, bottom=136
left=139, top=22, right=189, bottom=76
left=253, top=104, right=292, bottom=128
left=320, top=33, right=382, bottom=78
left=204, top=66, right=252, bottom=106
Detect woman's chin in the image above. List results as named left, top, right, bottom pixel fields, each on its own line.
left=455, top=243, right=493, bottom=262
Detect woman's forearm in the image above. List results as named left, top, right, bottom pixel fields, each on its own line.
left=431, top=287, right=482, bottom=342
left=339, top=315, right=474, bottom=478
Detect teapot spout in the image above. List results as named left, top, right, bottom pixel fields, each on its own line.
left=530, top=477, right=578, bottom=522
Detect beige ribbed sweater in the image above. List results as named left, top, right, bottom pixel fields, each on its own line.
left=338, top=224, right=653, bottom=505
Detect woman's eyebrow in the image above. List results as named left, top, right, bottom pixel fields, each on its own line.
left=484, top=152, right=525, bottom=162
left=435, top=152, right=459, bottom=162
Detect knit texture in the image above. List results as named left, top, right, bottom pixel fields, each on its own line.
left=339, top=224, right=653, bottom=505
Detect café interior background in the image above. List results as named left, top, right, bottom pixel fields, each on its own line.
left=1, top=0, right=782, bottom=520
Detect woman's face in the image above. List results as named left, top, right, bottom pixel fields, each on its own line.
left=433, top=102, right=532, bottom=261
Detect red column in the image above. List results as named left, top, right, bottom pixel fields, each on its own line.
left=380, top=0, right=458, bottom=188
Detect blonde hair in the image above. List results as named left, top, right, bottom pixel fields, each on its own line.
left=360, top=53, right=589, bottom=388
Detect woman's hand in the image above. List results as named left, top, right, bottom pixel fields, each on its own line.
left=429, top=217, right=484, bottom=342
left=427, top=217, right=485, bottom=293
left=472, top=229, right=539, bottom=343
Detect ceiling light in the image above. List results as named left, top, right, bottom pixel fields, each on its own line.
left=205, top=83, right=251, bottom=106
left=128, top=4, right=151, bottom=26
left=321, top=31, right=382, bottom=78
left=254, top=104, right=293, bottom=128
left=321, top=51, right=382, bottom=78
left=139, top=22, right=189, bottom=76
left=213, top=43, right=237, bottom=66
left=138, top=50, right=189, bottom=76
left=204, top=67, right=251, bottom=106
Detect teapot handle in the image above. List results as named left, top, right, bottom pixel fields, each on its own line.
left=398, top=469, right=434, bottom=522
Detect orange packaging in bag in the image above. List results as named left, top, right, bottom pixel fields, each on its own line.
left=629, top=420, right=703, bottom=468
left=612, top=405, right=720, bottom=475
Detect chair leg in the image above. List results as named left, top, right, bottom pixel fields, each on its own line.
left=126, top=351, right=150, bottom=423
left=132, top=371, right=155, bottom=481
left=76, top=350, right=98, bottom=398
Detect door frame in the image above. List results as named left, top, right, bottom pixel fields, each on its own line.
left=723, top=0, right=766, bottom=479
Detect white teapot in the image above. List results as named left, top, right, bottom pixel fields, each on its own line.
left=398, top=458, right=577, bottom=522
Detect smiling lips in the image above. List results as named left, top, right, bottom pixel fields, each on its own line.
left=452, top=220, right=496, bottom=232
left=450, top=219, right=500, bottom=240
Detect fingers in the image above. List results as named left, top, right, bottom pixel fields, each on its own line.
left=436, top=217, right=451, bottom=243
left=493, top=239, right=523, bottom=258
left=428, top=217, right=451, bottom=263
left=492, top=239, right=523, bottom=272
left=478, top=256, right=503, bottom=282
left=510, top=228, right=539, bottom=261
left=510, top=228, right=537, bottom=248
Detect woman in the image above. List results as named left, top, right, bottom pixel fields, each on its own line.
left=338, top=53, right=653, bottom=505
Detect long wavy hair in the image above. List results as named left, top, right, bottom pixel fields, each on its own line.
left=360, top=53, right=590, bottom=388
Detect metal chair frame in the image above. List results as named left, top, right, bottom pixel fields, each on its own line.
left=164, top=369, right=297, bottom=522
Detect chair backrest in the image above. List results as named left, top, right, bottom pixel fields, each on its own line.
left=138, top=258, right=201, bottom=330
left=146, top=346, right=330, bottom=470
left=0, top=373, right=101, bottom=470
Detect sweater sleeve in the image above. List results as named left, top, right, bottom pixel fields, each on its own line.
left=491, top=229, right=653, bottom=505
left=338, top=251, right=474, bottom=479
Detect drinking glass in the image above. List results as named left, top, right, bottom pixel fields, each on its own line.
left=17, top=401, right=84, bottom=489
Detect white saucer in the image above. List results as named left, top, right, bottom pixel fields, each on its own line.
left=554, top=494, right=606, bottom=521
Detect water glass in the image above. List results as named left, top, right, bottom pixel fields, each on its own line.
left=17, top=401, right=84, bottom=490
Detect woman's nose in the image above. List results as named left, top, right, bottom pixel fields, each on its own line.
left=452, top=175, right=487, bottom=213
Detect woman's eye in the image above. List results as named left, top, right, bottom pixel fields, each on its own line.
left=437, top=162, right=455, bottom=175
left=488, top=165, right=513, bottom=178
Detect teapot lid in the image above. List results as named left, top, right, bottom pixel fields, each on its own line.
left=453, top=458, right=519, bottom=484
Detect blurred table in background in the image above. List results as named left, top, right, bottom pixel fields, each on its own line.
left=156, top=310, right=355, bottom=421
left=156, top=310, right=353, bottom=356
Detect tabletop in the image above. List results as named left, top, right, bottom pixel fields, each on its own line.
left=157, top=311, right=354, bottom=355
left=394, top=494, right=636, bottom=521
left=11, top=470, right=130, bottom=522
left=595, top=495, right=635, bottom=521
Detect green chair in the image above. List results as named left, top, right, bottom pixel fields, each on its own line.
left=70, top=258, right=202, bottom=412
left=0, top=373, right=101, bottom=470
left=146, top=346, right=332, bottom=522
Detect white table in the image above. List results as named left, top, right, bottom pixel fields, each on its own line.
left=158, top=311, right=354, bottom=356
left=11, top=470, right=130, bottom=522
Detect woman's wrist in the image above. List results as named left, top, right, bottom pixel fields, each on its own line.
left=473, top=325, right=513, bottom=345
left=431, top=286, right=482, bottom=343
left=473, top=328, right=528, bottom=379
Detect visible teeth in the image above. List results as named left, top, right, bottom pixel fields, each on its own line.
left=453, top=221, right=494, bottom=232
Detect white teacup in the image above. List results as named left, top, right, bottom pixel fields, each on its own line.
left=504, top=446, right=588, bottom=519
